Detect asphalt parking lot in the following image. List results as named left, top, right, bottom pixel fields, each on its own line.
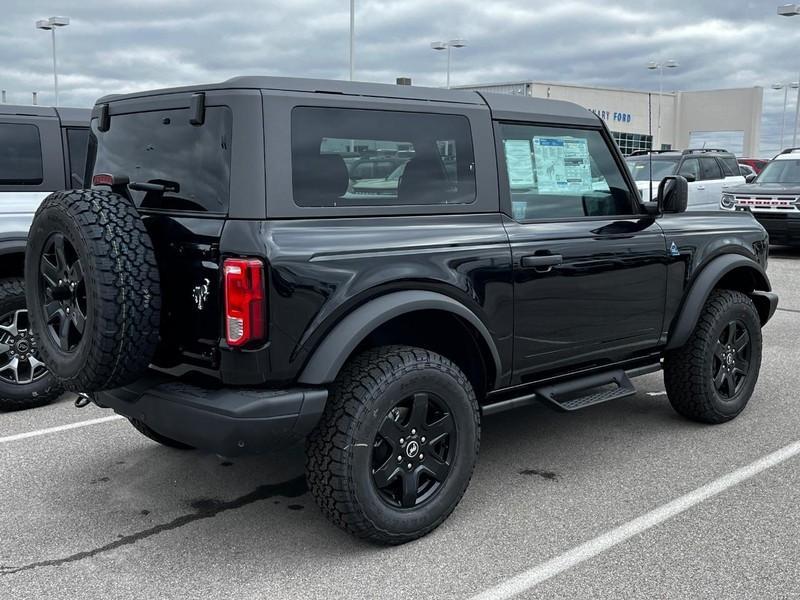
left=2, top=248, right=799, bottom=600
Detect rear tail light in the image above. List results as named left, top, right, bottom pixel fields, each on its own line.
left=223, top=258, right=266, bottom=347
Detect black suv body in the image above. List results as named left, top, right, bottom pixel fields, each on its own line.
left=24, top=78, right=777, bottom=543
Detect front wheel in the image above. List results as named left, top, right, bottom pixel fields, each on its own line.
left=664, top=289, right=763, bottom=424
left=306, top=345, right=480, bottom=545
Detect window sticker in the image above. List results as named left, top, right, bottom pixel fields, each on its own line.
left=532, top=136, right=593, bottom=194
left=503, top=139, right=535, bottom=187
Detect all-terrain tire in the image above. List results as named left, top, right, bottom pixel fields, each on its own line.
left=664, top=289, right=762, bottom=424
left=306, top=345, right=480, bottom=545
left=24, top=190, right=161, bottom=392
left=0, top=278, right=63, bottom=411
left=128, top=418, right=195, bottom=450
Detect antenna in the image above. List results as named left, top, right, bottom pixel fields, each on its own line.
left=648, top=92, right=653, bottom=202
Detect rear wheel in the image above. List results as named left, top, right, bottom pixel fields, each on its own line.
left=0, top=278, right=62, bottom=411
left=664, top=289, right=762, bottom=424
left=306, top=345, right=480, bottom=545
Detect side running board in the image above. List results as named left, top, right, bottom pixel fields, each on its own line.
left=534, top=369, right=636, bottom=412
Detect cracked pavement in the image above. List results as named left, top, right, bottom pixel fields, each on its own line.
left=1, top=247, right=799, bottom=599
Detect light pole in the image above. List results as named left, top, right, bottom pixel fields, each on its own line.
left=778, top=4, right=800, bottom=146
left=349, top=0, right=355, bottom=81
left=771, top=82, right=799, bottom=151
left=646, top=59, right=679, bottom=150
left=430, top=39, right=467, bottom=89
left=35, top=16, right=69, bottom=107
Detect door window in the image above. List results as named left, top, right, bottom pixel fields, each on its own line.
left=0, top=123, right=43, bottom=185
left=499, top=123, right=635, bottom=220
left=678, top=157, right=700, bottom=181
left=291, top=107, right=476, bottom=207
left=66, top=128, right=89, bottom=188
left=699, top=157, right=723, bottom=181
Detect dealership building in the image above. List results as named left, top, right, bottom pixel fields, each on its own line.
left=456, top=81, right=763, bottom=157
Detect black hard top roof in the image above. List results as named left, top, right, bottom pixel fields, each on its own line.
left=96, top=76, right=601, bottom=127
left=0, top=104, right=90, bottom=127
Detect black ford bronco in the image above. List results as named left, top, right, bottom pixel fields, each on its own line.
left=24, top=77, right=778, bottom=544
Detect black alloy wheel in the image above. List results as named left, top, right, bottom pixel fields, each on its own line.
left=0, top=309, right=48, bottom=386
left=372, top=391, right=456, bottom=509
left=39, top=233, right=87, bottom=353
left=712, top=319, right=751, bottom=400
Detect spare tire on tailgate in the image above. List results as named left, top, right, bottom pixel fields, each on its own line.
left=24, top=189, right=161, bottom=392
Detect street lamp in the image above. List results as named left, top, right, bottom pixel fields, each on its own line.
left=646, top=59, right=679, bottom=150
left=430, top=39, right=467, bottom=89
left=771, top=82, right=799, bottom=151
left=349, top=0, right=355, bottom=81
left=35, top=16, right=69, bottom=107
left=778, top=4, right=800, bottom=146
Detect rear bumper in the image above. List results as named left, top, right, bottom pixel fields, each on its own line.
left=753, top=213, right=800, bottom=245
left=94, top=374, right=328, bottom=456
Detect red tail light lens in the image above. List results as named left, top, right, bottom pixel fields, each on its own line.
left=223, top=258, right=266, bottom=347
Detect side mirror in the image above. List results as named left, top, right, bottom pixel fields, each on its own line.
left=659, top=176, right=689, bottom=213
left=745, top=173, right=757, bottom=184
left=682, top=173, right=696, bottom=183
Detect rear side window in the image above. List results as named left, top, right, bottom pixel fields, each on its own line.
left=499, top=123, right=635, bottom=220
left=66, top=128, right=89, bottom=188
left=88, top=107, right=232, bottom=213
left=0, top=123, right=43, bottom=185
left=699, top=157, right=722, bottom=181
left=291, top=107, right=476, bottom=207
left=719, top=156, right=740, bottom=177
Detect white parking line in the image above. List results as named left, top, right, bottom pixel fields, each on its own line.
left=0, top=415, right=124, bottom=444
left=471, top=439, right=800, bottom=600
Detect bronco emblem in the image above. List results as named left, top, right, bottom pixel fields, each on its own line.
left=192, top=278, right=210, bottom=310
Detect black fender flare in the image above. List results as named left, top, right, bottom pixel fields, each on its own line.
left=297, top=290, right=503, bottom=387
left=0, top=236, right=28, bottom=257
left=666, top=254, right=772, bottom=350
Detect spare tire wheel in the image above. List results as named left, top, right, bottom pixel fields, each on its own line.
left=24, top=189, right=161, bottom=392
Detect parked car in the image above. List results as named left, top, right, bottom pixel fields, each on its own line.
left=24, top=77, right=777, bottom=543
left=0, top=104, right=90, bottom=410
left=738, top=157, right=769, bottom=174
left=739, top=162, right=758, bottom=182
left=626, top=148, right=745, bottom=209
left=721, top=147, right=800, bottom=245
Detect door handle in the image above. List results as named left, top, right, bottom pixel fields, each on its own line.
left=521, top=254, right=563, bottom=270
left=696, top=185, right=706, bottom=190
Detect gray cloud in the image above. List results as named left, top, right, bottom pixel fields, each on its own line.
left=2, top=0, right=799, bottom=154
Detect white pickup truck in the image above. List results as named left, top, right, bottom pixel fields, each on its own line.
left=0, top=104, right=89, bottom=410
left=626, top=149, right=746, bottom=210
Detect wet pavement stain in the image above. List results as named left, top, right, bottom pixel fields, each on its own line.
left=519, top=468, right=559, bottom=481
left=287, top=504, right=304, bottom=511
left=0, top=476, right=308, bottom=576
left=89, top=476, right=110, bottom=484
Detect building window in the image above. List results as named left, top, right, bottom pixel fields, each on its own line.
left=611, top=131, right=653, bottom=156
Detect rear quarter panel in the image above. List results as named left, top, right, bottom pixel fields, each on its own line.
left=220, top=215, right=514, bottom=385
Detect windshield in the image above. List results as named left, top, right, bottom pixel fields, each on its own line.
left=626, top=158, right=678, bottom=181
left=757, top=159, right=800, bottom=184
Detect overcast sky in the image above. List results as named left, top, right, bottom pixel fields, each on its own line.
left=2, top=0, right=799, bottom=154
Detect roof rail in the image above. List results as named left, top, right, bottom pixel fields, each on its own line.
left=776, top=147, right=800, bottom=156
left=629, top=149, right=676, bottom=157
left=682, top=148, right=730, bottom=155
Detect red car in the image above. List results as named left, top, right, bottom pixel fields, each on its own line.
left=738, top=158, right=768, bottom=174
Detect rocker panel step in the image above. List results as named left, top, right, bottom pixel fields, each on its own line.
left=534, top=369, right=636, bottom=412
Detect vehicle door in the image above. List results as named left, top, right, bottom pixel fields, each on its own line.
left=496, top=121, right=668, bottom=383
left=677, top=157, right=705, bottom=209
left=696, top=156, right=725, bottom=210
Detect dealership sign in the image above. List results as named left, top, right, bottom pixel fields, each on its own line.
left=590, top=109, right=632, bottom=124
